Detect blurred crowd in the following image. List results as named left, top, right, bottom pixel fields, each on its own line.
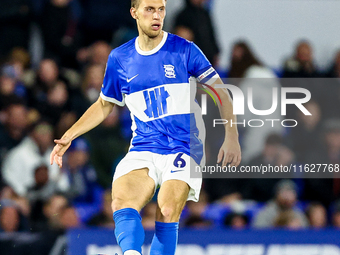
left=1, top=1, right=340, bottom=250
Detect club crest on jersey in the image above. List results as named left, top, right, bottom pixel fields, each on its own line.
left=164, top=65, right=176, bottom=78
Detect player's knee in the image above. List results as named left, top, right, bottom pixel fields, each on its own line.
left=160, top=204, right=181, bottom=222
left=111, top=192, right=142, bottom=212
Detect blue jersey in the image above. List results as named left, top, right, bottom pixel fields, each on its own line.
left=101, top=32, right=218, bottom=165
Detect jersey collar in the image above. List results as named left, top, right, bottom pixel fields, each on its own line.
left=135, top=32, right=168, bottom=56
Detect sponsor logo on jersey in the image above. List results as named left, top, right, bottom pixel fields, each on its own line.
left=127, top=74, right=139, bottom=83
left=164, top=65, right=176, bottom=78
left=143, top=87, right=170, bottom=118
left=198, top=67, right=215, bottom=82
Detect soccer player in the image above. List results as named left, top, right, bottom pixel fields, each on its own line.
left=50, top=0, right=241, bottom=254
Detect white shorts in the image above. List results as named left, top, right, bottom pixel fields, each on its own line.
left=113, top=151, right=202, bottom=202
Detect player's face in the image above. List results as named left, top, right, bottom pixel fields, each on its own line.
left=132, top=0, right=166, bottom=39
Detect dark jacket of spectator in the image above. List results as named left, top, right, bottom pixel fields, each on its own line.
left=80, top=0, right=133, bottom=45
left=303, top=119, right=340, bottom=207
left=0, top=0, right=31, bottom=61
left=174, top=0, right=220, bottom=66
left=40, top=0, right=82, bottom=68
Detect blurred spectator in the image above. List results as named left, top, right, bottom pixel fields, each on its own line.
left=27, top=165, right=62, bottom=231
left=40, top=0, right=82, bottom=69
left=80, top=64, right=104, bottom=104
left=186, top=189, right=209, bottom=217
left=174, top=0, right=220, bottom=66
left=332, top=200, right=340, bottom=228
left=35, top=78, right=78, bottom=138
left=274, top=210, right=305, bottom=230
left=63, top=138, right=99, bottom=204
left=224, top=212, right=248, bottom=230
left=47, top=81, right=69, bottom=109
left=305, top=202, right=327, bottom=228
left=184, top=215, right=212, bottom=229
left=26, top=165, right=53, bottom=200
left=7, top=47, right=30, bottom=72
left=59, top=205, right=82, bottom=229
left=76, top=41, right=112, bottom=70
left=0, top=103, right=29, bottom=170
left=0, top=65, right=28, bottom=110
left=85, top=106, right=128, bottom=188
left=1, top=121, right=69, bottom=196
left=87, top=189, right=114, bottom=228
left=6, top=47, right=34, bottom=87
left=0, top=205, right=20, bottom=233
left=29, top=58, right=80, bottom=97
left=304, top=119, right=340, bottom=206
left=27, top=59, right=77, bottom=133
left=80, top=0, right=132, bottom=46
left=183, top=190, right=213, bottom=229
left=228, top=41, right=283, bottom=163
left=0, top=0, right=31, bottom=62
left=42, top=194, right=69, bottom=230
left=315, top=51, right=340, bottom=120
left=45, top=204, right=82, bottom=255
left=0, top=185, right=31, bottom=217
left=286, top=100, right=323, bottom=163
left=35, top=80, right=71, bottom=125
left=282, top=40, right=320, bottom=78
left=318, top=80, right=340, bottom=120
left=27, top=59, right=61, bottom=112
left=25, top=57, right=80, bottom=89
left=228, top=41, right=264, bottom=79
left=325, top=49, right=340, bottom=78
left=141, top=202, right=157, bottom=230
left=67, top=63, right=105, bottom=124
left=29, top=59, right=60, bottom=99
left=0, top=199, right=29, bottom=232
left=252, top=179, right=309, bottom=228
left=204, top=178, right=244, bottom=203
left=243, top=134, right=295, bottom=202
left=54, top=112, right=77, bottom=140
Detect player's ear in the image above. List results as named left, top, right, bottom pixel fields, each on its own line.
left=130, top=7, right=138, bottom=20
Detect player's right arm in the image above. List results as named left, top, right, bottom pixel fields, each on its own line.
left=50, top=97, right=115, bottom=168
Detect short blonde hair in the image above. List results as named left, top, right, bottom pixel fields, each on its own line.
left=131, top=0, right=140, bottom=8
left=131, top=0, right=167, bottom=8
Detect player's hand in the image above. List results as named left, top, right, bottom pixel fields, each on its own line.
left=50, top=137, right=72, bottom=168
left=217, top=137, right=241, bottom=167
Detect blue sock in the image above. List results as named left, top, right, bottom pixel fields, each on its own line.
left=150, top=221, right=179, bottom=255
left=113, top=208, right=145, bottom=254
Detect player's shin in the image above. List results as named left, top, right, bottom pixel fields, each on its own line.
left=113, top=208, right=145, bottom=255
left=149, top=221, right=179, bottom=255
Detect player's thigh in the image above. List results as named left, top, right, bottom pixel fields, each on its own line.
left=156, top=179, right=190, bottom=222
left=112, top=168, right=156, bottom=212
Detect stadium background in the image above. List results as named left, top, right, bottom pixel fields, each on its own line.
left=1, top=0, right=340, bottom=254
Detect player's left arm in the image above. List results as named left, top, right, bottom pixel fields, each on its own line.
left=188, top=41, right=241, bottom=166
left=211, top=76, right=241, bottom=167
